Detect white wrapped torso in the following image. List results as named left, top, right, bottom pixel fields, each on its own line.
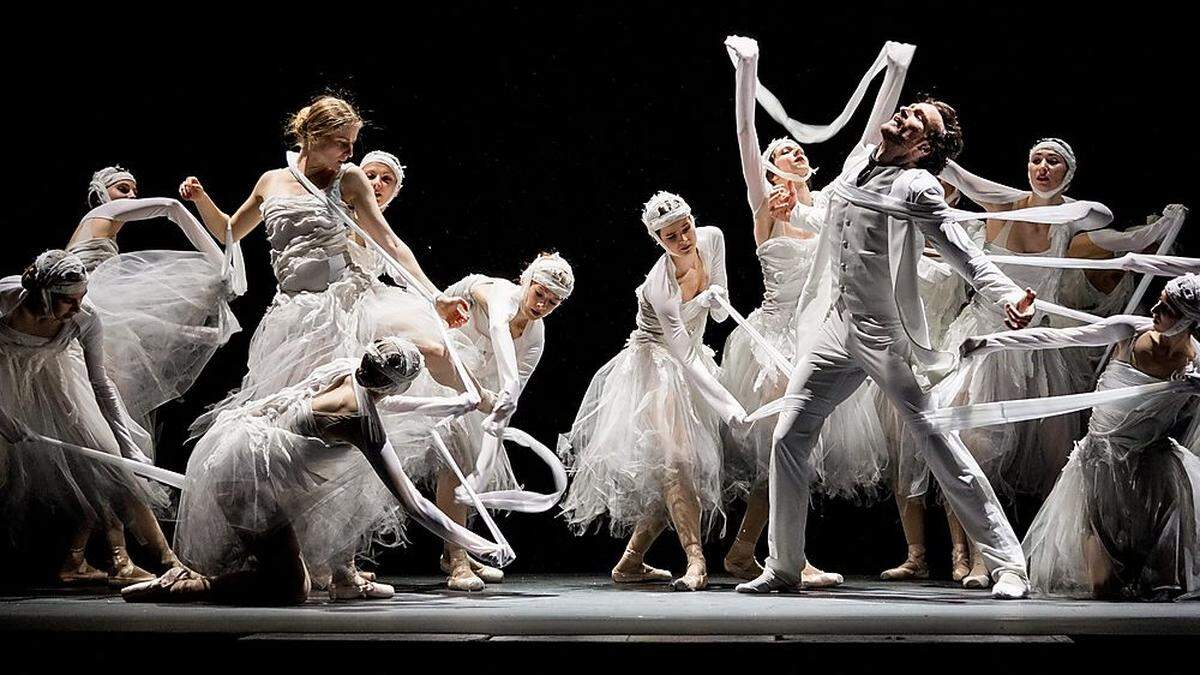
left=261, top=169, right=354, bottom=294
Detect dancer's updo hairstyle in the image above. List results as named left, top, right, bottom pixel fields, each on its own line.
left=287, top=95, right=363, bottom=149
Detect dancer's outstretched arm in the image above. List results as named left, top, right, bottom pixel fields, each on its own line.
left=338, top=166, right=468, bottom=326
left=959, top=314, right=1150, bottom=359
left=178, top=174, right=265, bottom=242
left=1074, top=204, right=1188, bottom=255
left=77, top=311, right=151, bottom=464
left=75, top=197, right=226, bottom=261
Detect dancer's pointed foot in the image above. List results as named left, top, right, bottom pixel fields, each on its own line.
left=670, top=550, right=708, bottom=592
left=611, top=546, right=671, bottom=584
left=880, top=545, right=929, bottom=581
left=963, top=548, right=991, bottom=589
left=121, top=566, right=211, bottom=603
left=735, top=569, right=799, bottom=594
left=445, top=550, right=485, bottom=592
left=329, top=575, right=395, bottom=600
left=950, top=545, right=971, bottom=582
left=991, top=572, right=1029, bottom=599
left=108, top=546, right=155, bottom=588
left=57, top=548, right=107, bottom=585
left=723, top=547, right=764, bottom=581
left=440, top=554, right=503, bottom=584
left=801, top=562, right=844, bottom=588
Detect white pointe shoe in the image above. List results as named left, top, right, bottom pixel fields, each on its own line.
left=991, top=572, right=1029, bottom=600
left=735, top=569, right=800, bottom=594
left=329, top=575, right=395, bottom=600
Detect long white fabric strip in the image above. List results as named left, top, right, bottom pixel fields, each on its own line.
left=427, top=426, right=516, bottom=563
left=712, top=291, right=793, bottom=376
left=752, top=43, right=893, bottom=144
left=454, top=427, right=568, bottom=513
left=284, top=154, right=479, bottom=404
left=0, top=407, right=185, bottom=488
left=920, top=380, right=1193, bottom=433
left=986, top=252, right=1200, bottom=277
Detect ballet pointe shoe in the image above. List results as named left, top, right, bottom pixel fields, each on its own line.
left=329, top=574, right=395, bottom=601
left=108, top=546, right=155, bottom=588
left=880, top=545, right=929, bottom=581
left=962, top=545, right=991, bottom=589
left=950, top=545, right=971, bottom=582
left=723, top=538, right=764, bottom=581
left=611, top=546, right=672, bottom=584
left=121, top=566, right=211, bottom=603
left=57, top=548, right=108, bottom=585
left=444, top=549, right=485, bottom=592
left=801, top=562, right=844, bottom=588
left=670, top=544, right=708, bottom=592
left=440, top=554, right=504, bottom=584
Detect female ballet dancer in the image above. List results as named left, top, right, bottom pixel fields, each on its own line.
left=179, top=96, right=469, bottom=435
left=956, top=275, right=1200, bottom=599
left=124, top=337, right=513, bottom=605
left=722, top=36, right=889, bottom=587
left=559, top=191, right=749, bottom=592
left=385, top=253, right=573, bottom=591
left=70, top=166, right=243, bottom=437
left=0, top=251, right=179, bottom=586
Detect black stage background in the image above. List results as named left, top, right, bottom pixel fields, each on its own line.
left=2, top=3, right=1196, bottom=580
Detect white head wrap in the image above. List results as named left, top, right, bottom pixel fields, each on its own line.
left=358, top=336, right=424, bottom=394
left=762, top=137, right=817, bottom=184
left=87, top=166, right=137, bottom=206
left=23, top=250, right=88, bottom=316
left=1028, top=138, right=1076, bottom=199
left=641, top=191, right=692, bottom=237
left=360, top=150, right=406, bottom=208
left=1163, top=274, right=1200, bottom=337
left=520, top=253, right=575, bottom=300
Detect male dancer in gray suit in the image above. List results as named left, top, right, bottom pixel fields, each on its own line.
left=728, top=37, right=1037, bottom=599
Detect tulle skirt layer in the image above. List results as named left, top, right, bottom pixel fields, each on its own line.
left=558, top=337, right=725, bottom=536
left=1024, top=437, right=1200, bottom=600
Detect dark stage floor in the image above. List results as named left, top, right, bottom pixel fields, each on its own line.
left=3, top=575, right=1198, bottom=673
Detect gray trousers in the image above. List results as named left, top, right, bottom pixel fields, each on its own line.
left=765, top=307, right=1027, bottom=584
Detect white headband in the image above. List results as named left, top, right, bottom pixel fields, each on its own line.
left=520, top=253, right=575, bottom=300
left=361, top=150, right=406, bottom=208
left=1163, top=274, right=1200, bottom=336
left=761, top=137, right=817, bottom=184
left=641, top=191, right=692, bottom=236
left=87, top=166, right=136, bottom=206
left=27, top=250, right=88, bottom=316
left=1029, top=138, right=1076, bottom=198
left=360, top=336, right=424, bottom=394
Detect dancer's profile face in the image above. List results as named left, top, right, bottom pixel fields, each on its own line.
left=881, top=103, right=943, bottom=163
left=50, top=291, right=85, bottom=321
left=1028, top=150, right=1068, bottom=193
left=106, top=180, right=137, bottom=201
left=522, top=281, right=562, bottom=321
left=657, top=216, right=697, bottom=257
left=769, top=143, right=808, bottom=185
left=307, top=124, right=361, bottom=168
left=1151, top=292, right=1182, bottom=333
left=363, top=162, right=399, bottom=208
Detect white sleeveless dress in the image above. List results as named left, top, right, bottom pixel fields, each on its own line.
left=1024, top=352, right=1200, bottom=599
left=936, top=221, right=1093, bottom=497
left=719, top=227, right=888, bottom=500
left=191, top=168, right=374, bottom=435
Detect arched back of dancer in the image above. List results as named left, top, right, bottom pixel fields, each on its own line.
left=178, top=96, right=470, bottom=436
left=383, top=253, right=573, bottom=591
left=0, top=250, right=180, bottom=587
left=123, top=337, right=514, bottom=606
left=957, top=275, right=1200, bottom=599
left=559, top=191, right=750, bottom=592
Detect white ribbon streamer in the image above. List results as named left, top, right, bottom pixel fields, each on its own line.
left=986, top=252, right=1200, bottom=277
left=454, top=427, right=568, bottom=513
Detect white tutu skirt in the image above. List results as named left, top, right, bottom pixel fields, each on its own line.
left=558, top=338, right=724, bottom=536
left=175, top=408, right=403, bottom=575
left=720, top=310, right=888, bottom=500
left=87, top=250, right=240, bottom=422
left=937, top=301, right=1092, bottom=497
left=0, top=344, right=168, bottom=540
left=192, top=271, right=371, bottom=436
left=1024, top=437, right=1200, bottom=600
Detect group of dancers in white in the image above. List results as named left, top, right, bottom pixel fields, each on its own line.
left=2, top=36, right=1197, bottom=605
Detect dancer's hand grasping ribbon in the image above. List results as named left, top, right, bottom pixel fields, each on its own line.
left=1004, top=288, right=1036, bottom=330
